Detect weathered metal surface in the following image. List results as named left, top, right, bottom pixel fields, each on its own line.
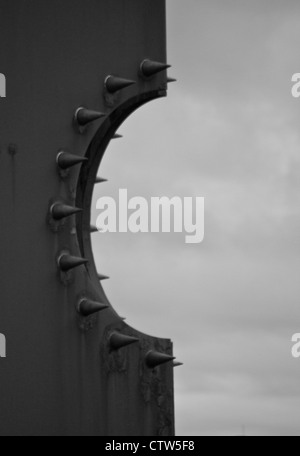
left=0, top=0, right=174, bottom=436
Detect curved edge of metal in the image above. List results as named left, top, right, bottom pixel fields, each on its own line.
left=75, top=89, right=173, bottom=346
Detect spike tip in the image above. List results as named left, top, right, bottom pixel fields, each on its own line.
left=95, top=177, right=108, bottom=184
left=90, top=225, right=99, bottom=234
left=145, top=351, right=175, bottom=369
left=98, top=274, right=110, bottom=282
left=51, top=203, right=82, bottom=221
left=109, top=332, right=139, bottom=351
left=105, top=76, right=136, bottom=94
left=75, top=107, right=105, bottom=127
left=78, top=299, right=108, bottom=317
left=57, top=152, right=88, bottom=170
left=140, top=60, right=171, bottom=77
left=58, top=254, right=88, bottom=272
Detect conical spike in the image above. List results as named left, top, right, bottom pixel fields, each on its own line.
left=167, top=77, right=177, bottom=84
left=58, top=254, right=88, bottom=272
left=145, top=351, right=175, bottom=369
left=113, top=134, right=123, bottom=140
left=75, top=107, right=106, bottom=127
left=57, top=151, right=88, bottom=170
left=90, top=225, right=98, bottom=234
left=173, top=361, right=184, bottom=368
left=98, top=273, right=110, bottom=281
left=51, top=203, right=82, bottom=221
left=105, top=76, right=136, bottom=94
left=95, top=177, right=108, bottom=184
left=78, top=298, right=108, bottom=317
left=141, top=60, right=171, bottom=77
left=109, top=332, right=139, bottom=351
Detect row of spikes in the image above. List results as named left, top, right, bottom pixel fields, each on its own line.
left=53, top=148, right=106, bottom=233
left=53, top=222, right=183, bottom=368
left=105, top=60, right=175, bottom=94
left=70, top=60, right=175, bottom=128
left=53, top=152, right=109, bottom=286
left=108, top=333, right=182, bottom=369
left=69, top=313, right=181, bottom=369
left=53, top=173, right=178, bottom=359
left=55, top=260, right=182, bottom=369
left=56, top=257, right=182, bottom=368
left=102, top=59, right=175, bottom=94
left=53, top=68, right=180, bottom=368
left=56, top=135, right=118, bottom=234
left=56, top=68, right=176, bottom=169
left=109, top=335, right=183, bottom=369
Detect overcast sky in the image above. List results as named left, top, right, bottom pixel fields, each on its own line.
left=91, top=0, right=300, bottom=436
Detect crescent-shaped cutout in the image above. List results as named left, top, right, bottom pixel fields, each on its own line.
left=76, top=89, right=168, bottom=328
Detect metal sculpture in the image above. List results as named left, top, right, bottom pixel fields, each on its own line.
left=0, top=0, right=177, bottom=436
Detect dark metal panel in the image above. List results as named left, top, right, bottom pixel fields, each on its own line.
left=0, top=0, right=174, bottom=436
